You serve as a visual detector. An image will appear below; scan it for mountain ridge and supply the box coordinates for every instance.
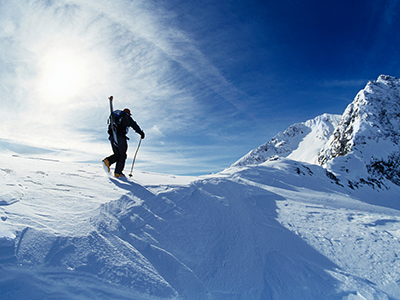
[319,74,400,188]
[234,74,400,190]
[1,75,400,299]
[232,113,341,167]
[3,152,400,299]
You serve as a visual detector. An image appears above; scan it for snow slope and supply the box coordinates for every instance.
[1,75,400,299]
[232,113,341,167]
[1,151,400,300]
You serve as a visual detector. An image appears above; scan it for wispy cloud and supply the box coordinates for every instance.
[3,0,392,175]
[0,0,249,172]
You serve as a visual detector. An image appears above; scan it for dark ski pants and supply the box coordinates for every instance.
[106,135,128,174]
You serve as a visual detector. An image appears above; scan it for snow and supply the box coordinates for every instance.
[288,113,341,164]
[1,75,400,299]
[318,75,400,186]
[1,150,400,300]
[232,113,341,167]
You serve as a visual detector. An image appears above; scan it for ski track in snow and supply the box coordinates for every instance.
[1,153,400,299]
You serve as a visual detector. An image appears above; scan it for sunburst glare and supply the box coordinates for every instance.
[38,48,89,101]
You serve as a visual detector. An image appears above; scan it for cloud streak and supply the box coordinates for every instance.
[2,0,399,175]
[0,0,250,169]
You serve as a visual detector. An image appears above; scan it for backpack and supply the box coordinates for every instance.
[108,110,126,145]
[109,110,125,128]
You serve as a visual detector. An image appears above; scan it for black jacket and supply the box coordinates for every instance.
[109,112,145,139]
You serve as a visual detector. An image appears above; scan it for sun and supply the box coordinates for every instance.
[38,48,90,101]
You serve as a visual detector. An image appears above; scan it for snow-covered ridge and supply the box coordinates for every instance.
[235,74,400,189]
[1,152,400,299]
[319,74,400,164]
[2,75,400,299]
[232,113,341,167]
[318,74,400,187]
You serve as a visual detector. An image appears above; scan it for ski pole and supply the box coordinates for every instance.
[129,138,142,177]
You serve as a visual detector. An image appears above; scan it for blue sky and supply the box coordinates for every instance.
[0,0,399,175]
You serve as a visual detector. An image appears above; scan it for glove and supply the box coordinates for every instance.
[140,131,145,139]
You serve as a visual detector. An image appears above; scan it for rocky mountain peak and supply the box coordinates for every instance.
[234,75,400,189]
[317,74,400,188]
[318,75,400,166]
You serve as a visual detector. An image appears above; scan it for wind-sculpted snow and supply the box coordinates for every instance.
[1,152,400,299]
[92,174,342,299]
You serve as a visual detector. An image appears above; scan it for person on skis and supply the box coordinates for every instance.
[103,106,145,178]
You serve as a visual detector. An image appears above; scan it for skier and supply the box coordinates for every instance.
[103,107,145,178]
